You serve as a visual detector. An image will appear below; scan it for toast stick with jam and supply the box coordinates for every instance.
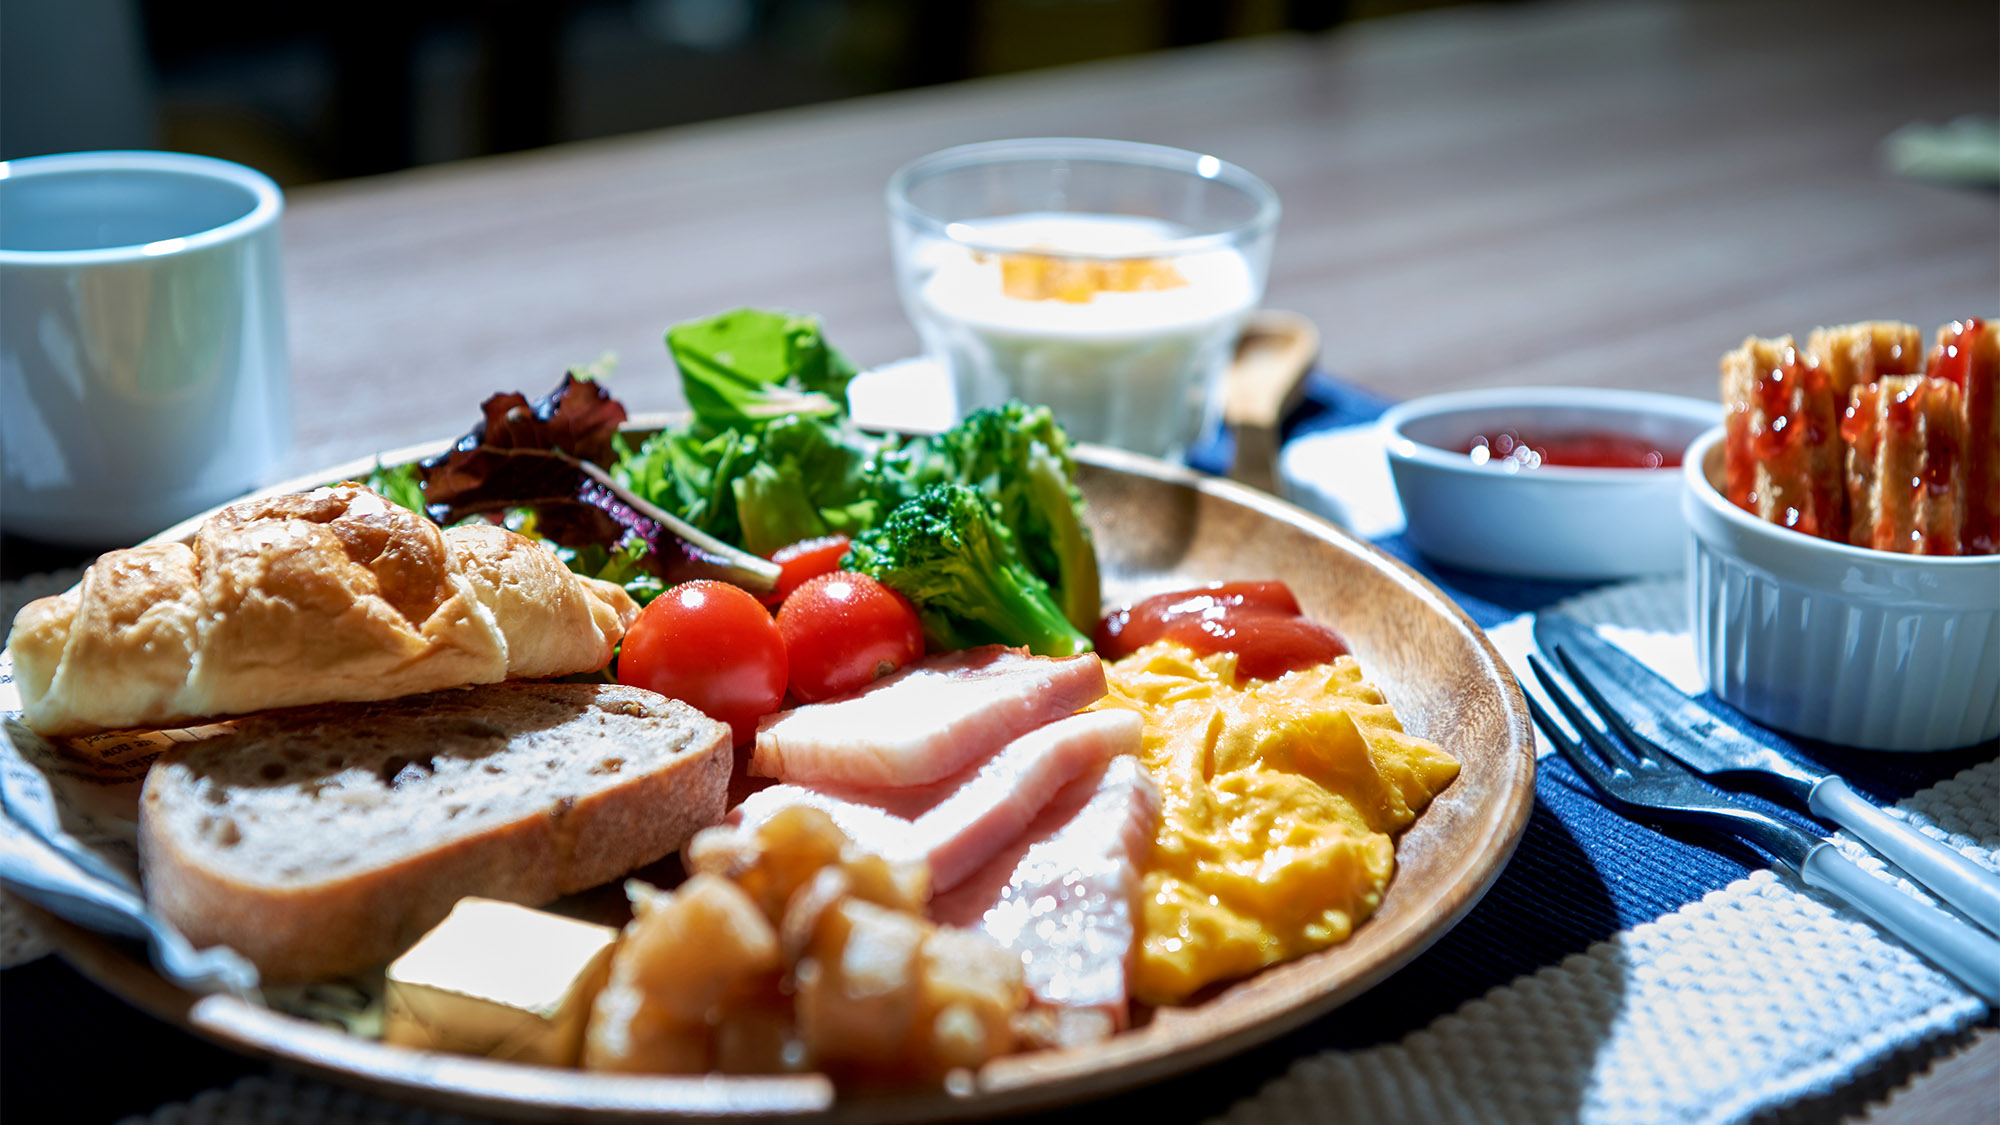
[1721,335,1848,540]
[1842,374,1967,555]
[1925,319,1999,554]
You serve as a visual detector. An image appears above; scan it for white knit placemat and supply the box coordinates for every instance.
[1214,773,1994,1125]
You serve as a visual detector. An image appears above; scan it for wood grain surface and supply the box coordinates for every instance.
[273,0,1998,485]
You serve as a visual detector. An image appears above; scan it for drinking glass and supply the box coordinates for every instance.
[887,139,1278,459]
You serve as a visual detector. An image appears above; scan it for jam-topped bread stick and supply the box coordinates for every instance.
[1721,335,1847,540]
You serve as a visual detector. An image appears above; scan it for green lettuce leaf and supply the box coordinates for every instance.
[364,462,427,514]
[666,309,858,429]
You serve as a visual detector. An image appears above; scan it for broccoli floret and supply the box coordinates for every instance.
[844,483,1092,658]
[925,403,1102,632]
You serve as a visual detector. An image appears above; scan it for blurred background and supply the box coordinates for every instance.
[2,0,1485,184]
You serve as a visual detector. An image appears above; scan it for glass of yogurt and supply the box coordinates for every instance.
[887,139,1279,459]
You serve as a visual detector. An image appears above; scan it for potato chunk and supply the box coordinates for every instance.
[796,898,929,1068]
[795,898,1024,1078]
[582,875,782,1073]
[918,926,1024,1070]
[687,805,926,923]
[590,806,1024,1080]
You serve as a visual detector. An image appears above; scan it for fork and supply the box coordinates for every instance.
[1526,653,2000,1006]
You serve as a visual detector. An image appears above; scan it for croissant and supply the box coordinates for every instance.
[7,484,640,737]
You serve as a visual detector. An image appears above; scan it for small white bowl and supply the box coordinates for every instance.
[1684,426,2000,751]
[1380,387,1720,580]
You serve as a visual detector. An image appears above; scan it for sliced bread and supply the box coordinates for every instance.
[139,682,731,982]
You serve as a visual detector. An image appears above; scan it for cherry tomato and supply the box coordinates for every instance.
[777,572,925,703]
[617,580,786,744]
[762,535,852,606]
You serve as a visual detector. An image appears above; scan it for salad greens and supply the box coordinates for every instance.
[665,309,858,427]
[364,461,427,514]
[613,413,893,557]
[376,307,1101,650]
[622,308,1102,643]
[407,374,779,598]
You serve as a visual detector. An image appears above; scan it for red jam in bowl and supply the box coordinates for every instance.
[1458,429,1682,470]
[1094,581,1347,680]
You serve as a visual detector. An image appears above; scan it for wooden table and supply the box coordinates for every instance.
[12,0,1997,1120]
[278,0,1997,478]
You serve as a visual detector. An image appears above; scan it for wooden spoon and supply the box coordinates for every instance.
[1224,309,1320,494]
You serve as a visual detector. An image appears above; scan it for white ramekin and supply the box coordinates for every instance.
[1380,387,1720,580]
[1683,427,2000,751]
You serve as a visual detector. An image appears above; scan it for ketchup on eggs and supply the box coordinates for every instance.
[1094,580,1347,681]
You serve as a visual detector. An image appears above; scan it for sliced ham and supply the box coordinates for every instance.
[749,646,1108,787]
[929,754,1161,1041]
[726,710,1142,894]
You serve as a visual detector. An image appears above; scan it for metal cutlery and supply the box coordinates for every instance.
[0,719,259,995]
[1535,611,2000,939]
[1525,652,2000,1005]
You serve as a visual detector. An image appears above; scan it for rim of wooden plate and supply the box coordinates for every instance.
[22,418,1536,1122]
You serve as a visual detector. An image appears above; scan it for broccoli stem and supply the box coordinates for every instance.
[844,482,1093,658]
[957,554,1093,658]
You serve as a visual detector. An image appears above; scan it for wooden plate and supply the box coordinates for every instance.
[25,427,1535,1122]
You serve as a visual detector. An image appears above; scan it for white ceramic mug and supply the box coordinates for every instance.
[1,151,291,546]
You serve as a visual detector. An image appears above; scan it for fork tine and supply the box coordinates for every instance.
[1524,654,1606,776]
[1527,653,1645,774]
[1524,689,1618,792]
[1549,644,1666,767]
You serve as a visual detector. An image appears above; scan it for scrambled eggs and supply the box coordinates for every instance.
[1092,642,1459,1004]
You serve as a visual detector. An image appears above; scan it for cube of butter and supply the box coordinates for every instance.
[384,897,618,1066]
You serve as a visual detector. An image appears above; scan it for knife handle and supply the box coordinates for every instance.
[1810,777,2000,938]
[1802,843,2000,1005]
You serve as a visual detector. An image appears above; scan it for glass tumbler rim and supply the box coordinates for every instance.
[886,137,1280,259]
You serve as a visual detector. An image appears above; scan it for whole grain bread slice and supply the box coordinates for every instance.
[139,682,731,982]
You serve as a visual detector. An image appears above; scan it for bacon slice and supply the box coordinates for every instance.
[1720,335,1847,541]
[1842,376,1968,555]
[1926,319,1999,554]
[750,646,1109,787]
[725,710,1141,893]
[929,755,1162,1045]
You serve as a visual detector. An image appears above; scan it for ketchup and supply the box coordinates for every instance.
[1093,581,1347,680]
[1458,429,1681,470]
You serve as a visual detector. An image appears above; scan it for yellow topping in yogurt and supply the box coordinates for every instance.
[994,252,1189,303]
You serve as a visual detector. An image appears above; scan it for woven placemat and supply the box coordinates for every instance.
[1,567,86,970]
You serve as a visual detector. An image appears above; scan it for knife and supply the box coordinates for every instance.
[1534,611,2000,938]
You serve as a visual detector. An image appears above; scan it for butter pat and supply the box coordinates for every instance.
[384,897,618,1066]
